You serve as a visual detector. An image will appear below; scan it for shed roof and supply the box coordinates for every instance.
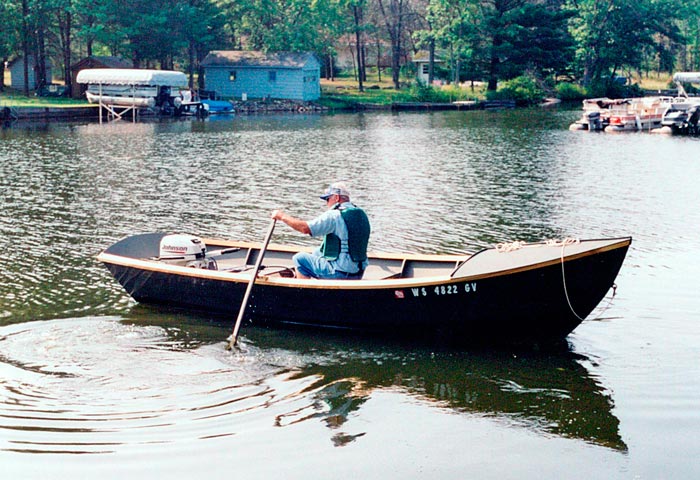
[7,55,53,68]
[76,68,188,86]
[201,51,317,69]
[412,50,445,63]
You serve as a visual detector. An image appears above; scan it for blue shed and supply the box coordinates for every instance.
[8,55,53,91]
[201,51,320,101]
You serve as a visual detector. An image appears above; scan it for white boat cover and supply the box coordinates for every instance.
[76,68,188,87]
[673,72,700,84]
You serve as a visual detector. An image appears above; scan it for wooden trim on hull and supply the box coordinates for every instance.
[98,237,631,291]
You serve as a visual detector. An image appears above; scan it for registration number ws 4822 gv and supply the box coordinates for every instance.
[408,282,478,297]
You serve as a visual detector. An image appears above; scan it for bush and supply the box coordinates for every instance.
[402,82,476,103]
[408,82,441,102]
[555,82,587,101]
[487,75,546,106]
[586,79,645,99]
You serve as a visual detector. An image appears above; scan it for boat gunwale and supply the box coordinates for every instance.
[96,236,631,291]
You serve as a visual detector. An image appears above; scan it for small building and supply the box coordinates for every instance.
[201,51,320,101]
[8,55,52,91]
[70,56,132,98]
[413,51,444,85]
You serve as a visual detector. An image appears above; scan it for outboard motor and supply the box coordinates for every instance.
[586,111,602,131]
[158,234,217,269]
[662,109,687,129]
[688,106,700,134]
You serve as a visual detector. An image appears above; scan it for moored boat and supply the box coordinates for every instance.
[98,233,631,344]
[201,99,235,114]
[604,97,669,132]
[653,72,700,135]
[569,98,616,131]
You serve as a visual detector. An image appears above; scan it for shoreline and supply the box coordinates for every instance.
[3,98,528,124]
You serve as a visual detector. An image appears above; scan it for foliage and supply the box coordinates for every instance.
[555,82,587,101]
[485,75,546,105]
[2,0,700,99]
[407,82,474,102]
[585,78,645,99]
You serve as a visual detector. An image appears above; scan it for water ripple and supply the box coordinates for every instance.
[0,318,324,455]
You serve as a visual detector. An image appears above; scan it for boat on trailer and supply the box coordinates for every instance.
[98,233,631,344]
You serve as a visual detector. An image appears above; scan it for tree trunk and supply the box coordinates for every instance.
[428,38,435,85]
[487,31,502,91]
[22,0,29,96]
[391,47,401,89]
[0,58,6,92]
[376,36,382,82]
[377,0,405,90]
[197,46,207,91]
[188,41,196,89]
[352,5,364,92]
[37,23,47,90]
[58,8,72,91]
[361,44,367,82]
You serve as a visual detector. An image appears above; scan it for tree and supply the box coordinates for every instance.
[475,0,575,91]
[0,0,21,91]
[179,0,228,89]
[375,0,416,89]
[349,0,367,90]
[51,0,74,90]
[417,0,480,84]
[567,0,682,89]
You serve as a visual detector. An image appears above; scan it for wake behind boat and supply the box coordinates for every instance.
[98,233,631,344]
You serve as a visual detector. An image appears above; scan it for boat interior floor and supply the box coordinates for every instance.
[201,244,465,281]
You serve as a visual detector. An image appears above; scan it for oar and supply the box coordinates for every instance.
[226,218,277,350]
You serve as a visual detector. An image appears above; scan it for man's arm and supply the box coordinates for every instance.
[272,210,311,235]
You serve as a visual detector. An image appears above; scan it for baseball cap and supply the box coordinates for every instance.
[319,182,350,200]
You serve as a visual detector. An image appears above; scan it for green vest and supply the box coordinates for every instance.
[321,206,370,264]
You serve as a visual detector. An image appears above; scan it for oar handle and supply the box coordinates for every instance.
[226,218,277,350]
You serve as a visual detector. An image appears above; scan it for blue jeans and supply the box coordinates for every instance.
[293,251,363,279]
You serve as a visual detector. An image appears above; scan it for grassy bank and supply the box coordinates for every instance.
[319,71,485,109]
[0,92,89,107]
[1,70,676,110]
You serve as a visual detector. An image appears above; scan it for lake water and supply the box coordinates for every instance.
[1,108,699,479]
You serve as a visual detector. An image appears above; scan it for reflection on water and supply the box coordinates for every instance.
[0,314,625,458]
[254,327,627,452]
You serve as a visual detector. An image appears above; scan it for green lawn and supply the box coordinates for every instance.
[320,71,484,107]
[0,90,89,107]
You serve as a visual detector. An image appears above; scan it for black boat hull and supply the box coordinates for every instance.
[101,235,630,343]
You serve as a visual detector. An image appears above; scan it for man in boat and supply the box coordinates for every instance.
[272,182,370,279]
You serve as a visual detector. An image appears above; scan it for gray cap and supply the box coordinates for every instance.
[320,182,350,200]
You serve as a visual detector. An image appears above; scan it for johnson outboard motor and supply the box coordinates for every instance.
[158,234,217,269]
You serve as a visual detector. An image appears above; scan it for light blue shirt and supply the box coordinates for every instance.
[307,202,368,274]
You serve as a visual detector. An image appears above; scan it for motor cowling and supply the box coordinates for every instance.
[158,234,211,268]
